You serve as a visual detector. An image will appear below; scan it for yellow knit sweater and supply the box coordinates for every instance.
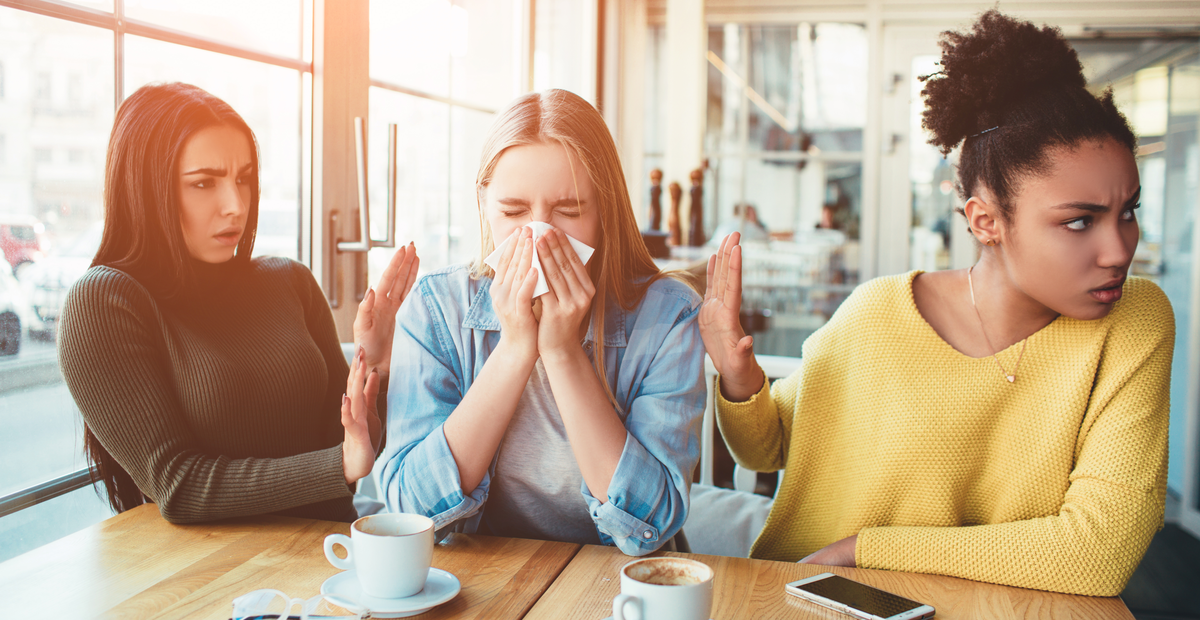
[716,271,1173,597]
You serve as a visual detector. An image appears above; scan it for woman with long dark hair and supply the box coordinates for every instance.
[58,82,419,523]
[700,10,1172,596]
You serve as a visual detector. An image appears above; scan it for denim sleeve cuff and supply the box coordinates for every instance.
[395,424,488,530]
[584,433,680,556]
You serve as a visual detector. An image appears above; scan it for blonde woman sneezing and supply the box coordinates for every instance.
[377,90,706,555]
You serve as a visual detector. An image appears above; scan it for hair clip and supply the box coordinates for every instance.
[971,126,1001,138]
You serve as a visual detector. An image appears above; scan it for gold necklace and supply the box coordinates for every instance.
[967,266,1027,383]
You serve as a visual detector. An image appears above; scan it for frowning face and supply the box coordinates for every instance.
[176,124,254,263]
[482,141,601,251]
[997,138,1141,320]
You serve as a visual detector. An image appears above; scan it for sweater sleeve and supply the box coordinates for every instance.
[58,268,352,524]
[856,286,1174,597]
[715,367,795,473]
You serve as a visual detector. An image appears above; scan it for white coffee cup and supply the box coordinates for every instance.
[323,513,435,599]
[612,557,714,620]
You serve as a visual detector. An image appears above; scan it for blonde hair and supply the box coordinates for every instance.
[472,89,663,409]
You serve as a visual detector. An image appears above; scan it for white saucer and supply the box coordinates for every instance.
[321,568,461,618]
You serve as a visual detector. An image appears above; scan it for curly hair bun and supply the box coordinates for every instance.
[921,10,1086,155]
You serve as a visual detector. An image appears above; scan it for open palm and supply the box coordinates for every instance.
[353,242,420,379]
[700,233,763,401]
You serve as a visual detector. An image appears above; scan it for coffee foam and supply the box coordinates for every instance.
[625,559,711,587]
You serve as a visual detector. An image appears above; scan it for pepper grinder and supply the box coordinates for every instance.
[648,168,663,231]
[687,168,705,247]
[667,181,682,246]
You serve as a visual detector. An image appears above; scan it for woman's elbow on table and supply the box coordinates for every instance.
[154,495,210,525]
[1059,531,1156,597]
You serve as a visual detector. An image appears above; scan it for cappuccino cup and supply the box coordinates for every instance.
[612,557,714,620]
[323,513,434,599]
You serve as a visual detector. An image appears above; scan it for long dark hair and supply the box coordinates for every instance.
[920,10,1137,222]
[86,82,260,513]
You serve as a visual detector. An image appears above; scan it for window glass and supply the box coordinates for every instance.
[1079,41,1200,496]
[722,159,861,356]
[697,22,866,357]
[533,0,595,102]
[125,35,302,260]
[642,24,666,223]
[367,87,450,283]
[0,7,111,502]
[449,106,494,268]
[368,1,519,283]
[450,0,518,110]
[369,0,451,95]
[707,23,867,157]
[123,0,303,60]
[0,484,113,563]
[908,54,970,273]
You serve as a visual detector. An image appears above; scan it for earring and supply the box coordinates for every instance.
[986,239,997,246]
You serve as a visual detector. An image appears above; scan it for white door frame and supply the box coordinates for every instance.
[877,25,943,276]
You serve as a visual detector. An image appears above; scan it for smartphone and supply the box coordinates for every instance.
[785,573,935,620]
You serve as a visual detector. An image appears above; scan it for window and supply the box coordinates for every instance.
[533,0,597,101]
[1099,43,1200,497]
[367,0,528,281]
[0,0,311,563]
[0,61,5,98]
[33,71,50,105]
[700,22,868,356]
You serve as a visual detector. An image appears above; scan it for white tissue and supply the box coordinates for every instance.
[484,222,596,298]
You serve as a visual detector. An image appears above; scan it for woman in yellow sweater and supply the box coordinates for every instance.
[700,10,1173,597]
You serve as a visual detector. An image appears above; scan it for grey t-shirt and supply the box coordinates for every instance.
[481,359,603,545]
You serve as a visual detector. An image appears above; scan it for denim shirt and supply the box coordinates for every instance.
[375,265,705,556]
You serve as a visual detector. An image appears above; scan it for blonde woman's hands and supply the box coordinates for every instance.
[353,242,420,380]
[536,229,595,360]
[342,346,382,485]
[490,227,540,361]
[700,233,764,401]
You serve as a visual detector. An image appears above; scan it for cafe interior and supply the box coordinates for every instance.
[0,0,1199,618]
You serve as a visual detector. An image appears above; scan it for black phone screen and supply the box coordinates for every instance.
[793,575,925,618]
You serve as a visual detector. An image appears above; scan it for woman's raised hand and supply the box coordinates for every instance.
[342,346,382,484]
[353,242,420,379]
[536,229,595,359]
[490,227,540,361]
[700,233,764,401]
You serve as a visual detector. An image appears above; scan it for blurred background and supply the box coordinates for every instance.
[0,1,1197,615]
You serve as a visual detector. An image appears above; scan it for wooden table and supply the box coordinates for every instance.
[0,504,578,619]
[0,505,1137,619]
[524,544,1136,620]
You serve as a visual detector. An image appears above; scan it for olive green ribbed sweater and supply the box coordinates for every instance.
[58,257,357,523]
[717,272,1173,597]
